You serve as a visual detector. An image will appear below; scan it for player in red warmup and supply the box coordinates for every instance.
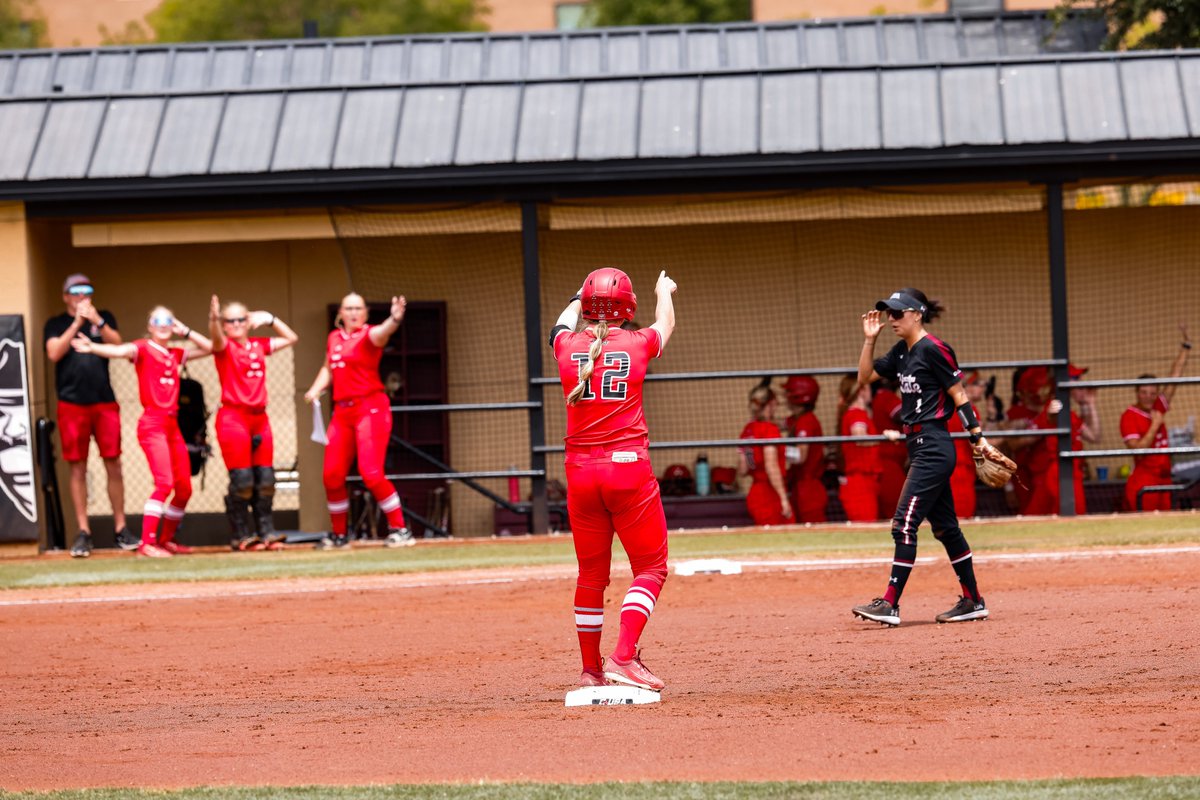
[946,372,983,519]
[1021,365,1098,515]
[1121,328,1191,512]
[737,380,793,526]
[871,379,907,516]
[208,295,299,551]
[72,306,213,557]
[550,268,677,692]
[304,293,412,550]
[836,375,882,522]
[783,375,827,522]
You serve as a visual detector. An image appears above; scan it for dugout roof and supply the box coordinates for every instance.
[2,11,1199,207]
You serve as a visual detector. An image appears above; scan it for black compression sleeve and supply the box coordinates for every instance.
[956,402,981,441]
[548,324,570,348]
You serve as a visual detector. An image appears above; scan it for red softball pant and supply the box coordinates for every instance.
[216,405,273,470]
[566,446,669,592]
[791,477,827,523]
[839,473,880,522]
[323,391,394,505]
[1125,465,1171,512]
[950,464,976,519]
[137,412,192,506]
[1025,462,1087,515]
[746,481,792,525]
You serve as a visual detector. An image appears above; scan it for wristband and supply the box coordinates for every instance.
[1183,342,1192,350]
[183,327,191,337]
[570,293,582,304]
[95,318,106,329]
[968,430,982,445]
[956,401,980,433]
[269,314,276,326]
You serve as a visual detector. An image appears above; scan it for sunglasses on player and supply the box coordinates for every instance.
[223,317,249,325]
[886,308,912,320]
[67,285,94,296]
[150,314,174,327]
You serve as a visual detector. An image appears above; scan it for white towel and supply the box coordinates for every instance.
[311,399,328,445]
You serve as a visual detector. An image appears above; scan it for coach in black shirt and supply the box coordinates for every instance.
[44,273,135,557]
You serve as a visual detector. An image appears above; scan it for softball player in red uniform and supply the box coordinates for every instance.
[1121,330,1191,512]
[738,381,793,525]
[837,376,882,522]
[871,380,907,518]
[946,397,980,519]
[550,268,677,692]
[72,306,213,557]
[783,375,827,522]
[303,293,411,549]
[851,288,990,626]
[209,295,299,550]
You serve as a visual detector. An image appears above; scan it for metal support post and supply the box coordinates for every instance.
[522,201,549,534]
[1047,181,1075,516]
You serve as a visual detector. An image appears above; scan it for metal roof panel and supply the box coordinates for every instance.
[488,39,524,79]
[1001,18,1041,56]
[250,46,287,86]
[844,23,882,65]
[272,91,341,171]
[0,102,45,180]
[290,46,327,85]
[333,88,403,169]
[394,86,460,166]
[1176,57,1200,136]
[211,48,249,88]
[516,82,579,162]
[765,27,801,67]
[12,55,52,95]
[369,42,405,81]
[941,65,1004,145]
[528,38,563,77]
[330,42,365,83]
[450,40,485,80]
[1061,61,1126,142]
[210,93,283,174]
[567,36,602,76]
[1119,59,1188,139]
[577,80,639,160]
[149,95,223,176]
[726,29,760,69]
[455,84,520,165]
[88,98,164,178]
[639,77,698,157]
[962,19,1002,58]
[804,27,841,67]
[923,21,962,61]
[409,41,444,80]
[687,30,722,69]
[646,31,682,71]
[52,54,92,93]
[760,73,819,153]
[822,71,880,151]
[92,52,131,91]
[883,20,921,63]
[169,50,209,90]
[131,51,168,90]
[882,69,941,148]
[606,33,642,74]
[1000,62,1064,144]
[28,99,105,179]
[700,75,758,156]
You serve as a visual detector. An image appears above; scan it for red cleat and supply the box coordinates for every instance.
[579,668,608,688]
[136,542,172,558]
[604,650,665,691]
[159,540,193,555]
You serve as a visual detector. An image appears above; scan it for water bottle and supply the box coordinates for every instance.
[695,455,711,497]
[508,466,521,504]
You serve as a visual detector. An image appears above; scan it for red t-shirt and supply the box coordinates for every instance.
[840,407,880,476]
[328,326,385,402]
[133,339,186,414]
[1029,405,1084,477]
[1120,395,1171,475]
[872,388,906,467]
[553,326,662,450]
[740,420,785,482]
[214,337,274,409]
[786,411,824,481]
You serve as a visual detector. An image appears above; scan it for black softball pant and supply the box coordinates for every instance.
[892,426,959,546]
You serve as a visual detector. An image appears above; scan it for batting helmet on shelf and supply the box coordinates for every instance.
[783,375,820,406]
[581,268,637,322]
[660,464,694,496]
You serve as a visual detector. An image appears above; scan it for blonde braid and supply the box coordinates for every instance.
[566,319,609,406]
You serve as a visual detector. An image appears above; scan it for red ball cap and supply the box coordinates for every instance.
[581,268,637,321]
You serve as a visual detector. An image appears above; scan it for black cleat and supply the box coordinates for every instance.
[316,534,351,550]
[70,532,93,559]
[114,527,139,551]
[936,596,989,623]
[853,598,900,627]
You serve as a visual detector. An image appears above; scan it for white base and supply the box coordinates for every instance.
[565,685,662,707]
[674,558,743,576]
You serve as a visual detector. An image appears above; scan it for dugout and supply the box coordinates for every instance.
[2,11,1200,546]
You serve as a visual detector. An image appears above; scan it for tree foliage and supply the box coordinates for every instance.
[147,0,487,43]
[0,0,47,49]
[1053,0,1200,49]
[586,0,752,27]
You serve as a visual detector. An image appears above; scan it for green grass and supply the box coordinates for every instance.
[2,514,1198,591]
[3,777,1200,799]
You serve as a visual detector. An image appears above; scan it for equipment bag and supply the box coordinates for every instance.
[177,367,211,477]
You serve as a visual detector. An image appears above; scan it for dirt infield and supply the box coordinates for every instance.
[3,546,1199,790]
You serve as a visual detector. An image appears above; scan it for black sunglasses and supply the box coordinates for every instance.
[886,308,910,320]
[223,317,249,324]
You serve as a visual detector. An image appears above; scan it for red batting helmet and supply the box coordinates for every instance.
[783,375,820,406]
[581,268,637,322]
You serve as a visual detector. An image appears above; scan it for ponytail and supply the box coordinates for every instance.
[566,320,609,406]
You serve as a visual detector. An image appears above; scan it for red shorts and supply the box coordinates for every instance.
[565,446,668,586]
[791,477,827,523]
[57,400,121,463]
[216,405,273,470]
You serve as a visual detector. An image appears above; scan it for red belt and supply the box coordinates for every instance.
[902,423,922,434]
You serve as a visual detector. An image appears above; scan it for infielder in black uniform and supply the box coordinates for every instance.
[851,288,989,626]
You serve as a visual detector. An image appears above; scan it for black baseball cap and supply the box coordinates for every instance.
[875,291,926,315]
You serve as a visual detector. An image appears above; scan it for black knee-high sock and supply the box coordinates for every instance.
[936,527,981,601]
[883,539,917,606]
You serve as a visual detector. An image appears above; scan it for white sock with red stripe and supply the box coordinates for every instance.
[613,577,662,663]
[574,585,605,673]
[327,492,349,536]
[378,492,404,529]
[141,499,164,544]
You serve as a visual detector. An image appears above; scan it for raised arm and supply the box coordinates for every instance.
[649,270,677,350]
[249,310,299,353]
[173,319,213,360]
[368,296,405,349]
[208,294,226,352]
[548,289,583,348]
[70,336,136,361]
[858,310,885,387]
[1163,323,1191,406]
